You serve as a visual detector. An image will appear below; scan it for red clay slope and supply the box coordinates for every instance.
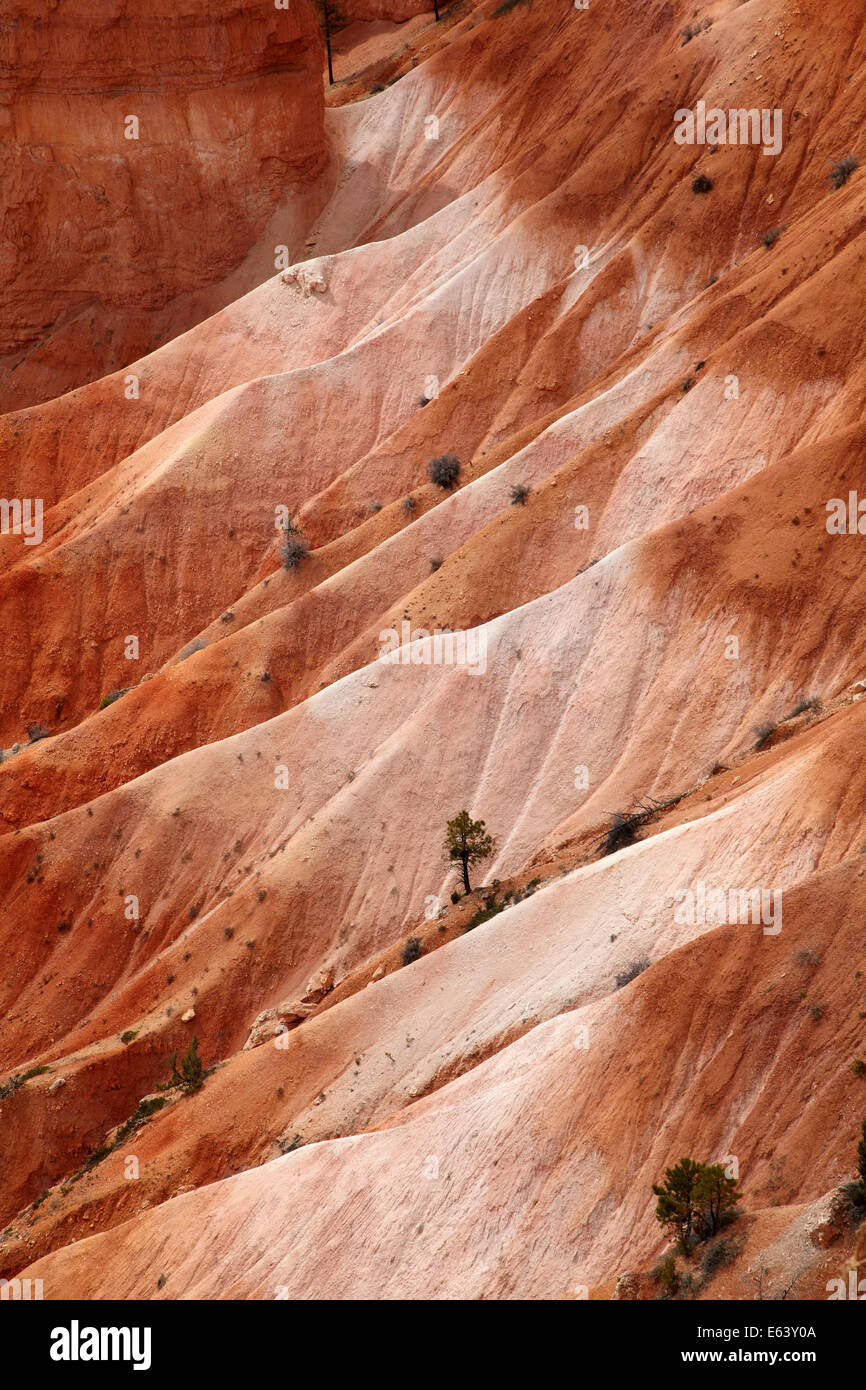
[0,0,328,411]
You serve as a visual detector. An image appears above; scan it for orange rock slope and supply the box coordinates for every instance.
[2,0,866,1300]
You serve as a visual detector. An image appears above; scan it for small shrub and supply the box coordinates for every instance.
[98,689,129,710]
[450,891,461,904]
[402,496,417,512]
[599,805,657,856]
[120,1029,138,1045]
[510,484,530,505]
[753,722,776,749]
[83,1143,112,1171]
[27,723,50,743]
[494,0,529,13]
[114,1095,168,1147]
[655,1254,679,1297]
[159,1035,204,1095]
[681,20,710,43]
[790,695,820,718]
[700,1235,741,1282]
[761,226,785,249]
[428,454,460,490]
[401,936,423,965]
[831,1181,866,1228]
[830,155,859,190]
[794,947,821,967]
[616,958,651,989]
[369,499,383,513]
[692,174,713,194]
[280,535,309,570]
[852,1059,866,1077]
[57,919,71,933]
[809,1002,827,1021]
[430,557,443,571]
[370,82,385,94]
[465,896,506,931]
[20,1065,50,1082]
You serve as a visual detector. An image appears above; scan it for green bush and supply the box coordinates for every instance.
[401,936,423,965]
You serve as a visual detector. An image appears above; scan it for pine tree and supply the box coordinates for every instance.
[693,1163,741,1239]
[159,1035,204,1095]
[652,1157,704,1251]
[443,810,495,895]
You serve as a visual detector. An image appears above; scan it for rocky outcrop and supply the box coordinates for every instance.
[0,0,327,408]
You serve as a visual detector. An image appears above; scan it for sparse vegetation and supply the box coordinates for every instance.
[615,958,651,989]
[430,557,443,571]
[692,174,713,195]
[494,0,530,14]
[27,723,50,743]
[402,495,417,513]
[443,810,496,894]
[655,1254,680,1297]
[830,155,859,190]
[465,895,506,931]
[113,1096,168,1147]
[829,1124,866,1228]
[120,1029,138,1045]
[761,225,785,249]
[753,721,776,749]
[794,947,821,967]
[158,1035,204,1095]
[428,454,461,490]
[857,1117,866,1201]
[401,936,423,965]
[852,1059,866,1077]
[681,19,711,44]
[279,514,309,570]
[653,1158,741,1254]
[598,799,671,856]
[510,484,530,505]
[700,1234,742,1282]
[98,688,130,710]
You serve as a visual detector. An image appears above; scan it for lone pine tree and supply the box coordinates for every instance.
[443,810,495,894]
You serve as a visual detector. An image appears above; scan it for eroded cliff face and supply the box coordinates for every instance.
[0,0,327,409]
[1,0,865,1302]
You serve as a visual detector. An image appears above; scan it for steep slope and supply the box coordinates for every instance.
[0,0,328,410]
